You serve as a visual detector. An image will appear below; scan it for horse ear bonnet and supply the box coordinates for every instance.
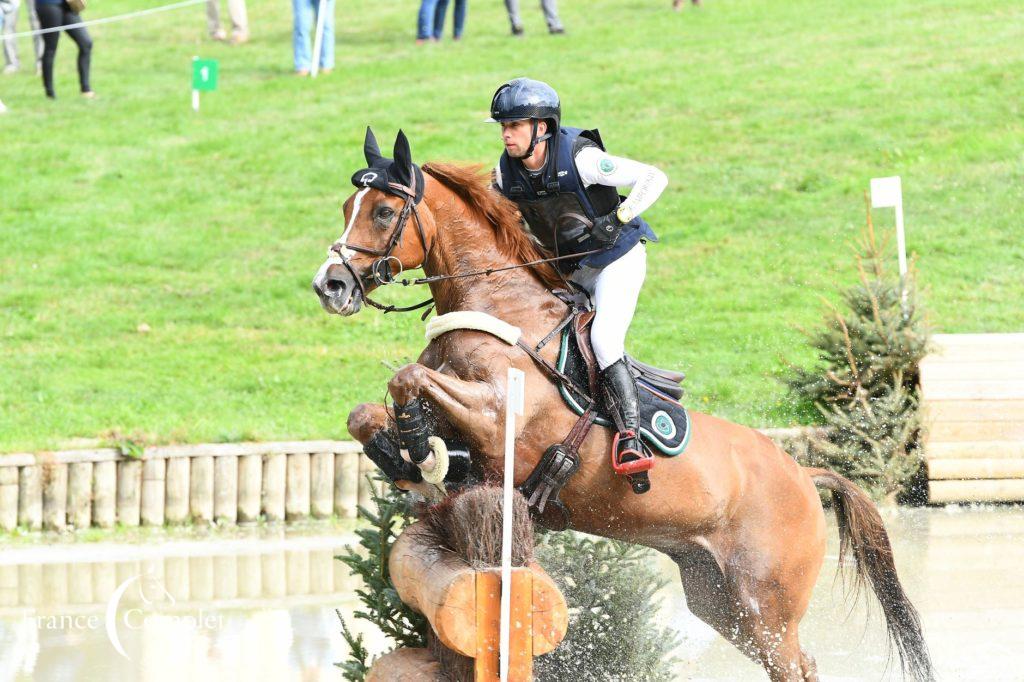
[350,127,425,204]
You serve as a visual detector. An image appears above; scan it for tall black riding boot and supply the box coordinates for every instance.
[601,358,653,494]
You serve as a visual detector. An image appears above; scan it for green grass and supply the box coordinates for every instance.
[1,0,1022,452]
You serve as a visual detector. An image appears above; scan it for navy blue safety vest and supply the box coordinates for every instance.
[498,126,658,273]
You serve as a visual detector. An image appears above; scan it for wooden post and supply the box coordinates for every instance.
[18,564,41,607]
[164,556,189,601]
[286,550,310,595]
[117,459,142,527]
[0,565,18,607]
[42,463,69,531]
[141,458,166,527]
[67,462,93,529]
[0,467,19,531]
[237,454,262,523]
[357,455,374,510]
[42,564,68,608]
[262,454,286,522]
[190,455,214,524]
[18,465,43,530]
[285,453,311,521]
[189,556,214,601]
[237,553,262,598]
[214,555,238,600]
[334,452,360,518]
[165,457,190,525]
[310,451,333,519]
[214,455,238,524]
[262,551,286,597]
[68,562,94,604]
[92,461,117,529]
[92,562,117,604]
[310,549,333,594]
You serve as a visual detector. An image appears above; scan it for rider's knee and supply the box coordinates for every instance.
[591,337,626,370]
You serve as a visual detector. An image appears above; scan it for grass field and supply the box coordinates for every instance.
[1,0,1022,453]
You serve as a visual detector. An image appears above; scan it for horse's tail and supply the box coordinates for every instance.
[807,467,935,682]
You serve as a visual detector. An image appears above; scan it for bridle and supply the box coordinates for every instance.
[329,175,608,317]
[329,180,436,314]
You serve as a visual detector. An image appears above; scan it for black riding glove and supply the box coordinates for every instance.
[590,211,624,246]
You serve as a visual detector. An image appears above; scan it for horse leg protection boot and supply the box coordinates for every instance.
[601,358,654,494]
[365,430,423,484]
[394,399,433,465]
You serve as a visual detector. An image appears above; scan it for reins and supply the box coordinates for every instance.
[335,177,605,318]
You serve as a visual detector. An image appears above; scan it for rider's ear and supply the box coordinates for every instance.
[364,126,385,167]
[392,130,414,188]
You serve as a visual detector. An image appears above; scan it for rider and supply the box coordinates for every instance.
[488,77,668,481]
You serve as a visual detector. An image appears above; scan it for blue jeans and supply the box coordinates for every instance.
[432,0,466,39]
[292,0,334,70]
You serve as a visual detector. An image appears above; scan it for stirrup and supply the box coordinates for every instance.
[610,430,654,476]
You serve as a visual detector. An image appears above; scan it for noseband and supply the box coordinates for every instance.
[329,181,436,314]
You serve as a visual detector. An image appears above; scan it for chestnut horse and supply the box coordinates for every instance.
[312,132,933,681]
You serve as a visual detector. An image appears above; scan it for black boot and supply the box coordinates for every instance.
[601,359,653,494]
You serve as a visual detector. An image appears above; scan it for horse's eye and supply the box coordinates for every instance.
[376,206,395,222]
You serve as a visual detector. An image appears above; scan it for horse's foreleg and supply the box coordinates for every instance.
[388,363,501,456]
[347,401,428,491]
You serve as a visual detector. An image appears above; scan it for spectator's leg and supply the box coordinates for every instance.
[432,0,448,40]
[453,0,466,39]
[2,0,21,72]
[416,0,438,41]
[35,1,60,97]
[318,0,334,69]
[27,0,43,70]
[227,0,247,41]
[206,0,224,39]
[292,0,312,72]
[541,0,563,32]
[63,11,91,93]
[504,0,522,34]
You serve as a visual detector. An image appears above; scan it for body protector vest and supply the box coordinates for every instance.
[498,127,658,273]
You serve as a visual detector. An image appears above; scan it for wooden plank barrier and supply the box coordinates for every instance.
[920,333,1024,502]
[0,441,372,532]
[368,518,568,681]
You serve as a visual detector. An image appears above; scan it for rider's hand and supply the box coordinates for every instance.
[590,211,624,246]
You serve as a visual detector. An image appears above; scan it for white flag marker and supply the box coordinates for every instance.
[500,367,526,682]
[310,0,328,78]
[870,176,907,278]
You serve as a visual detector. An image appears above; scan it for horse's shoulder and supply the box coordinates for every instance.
[424,330,516,379]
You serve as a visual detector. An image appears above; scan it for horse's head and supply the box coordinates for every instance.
[313,128,432,316]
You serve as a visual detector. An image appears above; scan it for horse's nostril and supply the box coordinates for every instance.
[325,278,344,294]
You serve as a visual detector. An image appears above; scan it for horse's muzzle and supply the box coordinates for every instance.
[312,260,363,316]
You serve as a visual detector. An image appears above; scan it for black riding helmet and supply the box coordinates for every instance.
[489,78,560,159]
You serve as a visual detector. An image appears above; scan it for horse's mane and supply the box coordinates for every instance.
[421,162,562,290]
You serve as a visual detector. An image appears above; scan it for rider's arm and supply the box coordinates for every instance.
[492,165,504,191]
[574,146,668,222]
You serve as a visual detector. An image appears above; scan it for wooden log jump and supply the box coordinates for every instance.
[920,333,1024,502]
[367,488,568,682]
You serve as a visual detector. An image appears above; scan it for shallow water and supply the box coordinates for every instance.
[0,506,1021,681]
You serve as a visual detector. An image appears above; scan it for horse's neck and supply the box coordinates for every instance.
[423,191,564,325]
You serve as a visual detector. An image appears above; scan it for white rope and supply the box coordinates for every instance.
[6,0,206,39]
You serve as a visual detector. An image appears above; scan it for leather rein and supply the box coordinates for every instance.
[331,179,604,317]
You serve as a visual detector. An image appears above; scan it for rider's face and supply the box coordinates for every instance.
[501,119,546,158]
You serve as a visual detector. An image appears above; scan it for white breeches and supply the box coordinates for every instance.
[569,242,647,370]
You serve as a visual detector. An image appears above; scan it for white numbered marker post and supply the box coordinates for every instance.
[500,367,526,682]
[870,175,908,313]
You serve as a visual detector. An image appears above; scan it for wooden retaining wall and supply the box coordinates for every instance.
[920,333,1024,503]
[0,441,383,533]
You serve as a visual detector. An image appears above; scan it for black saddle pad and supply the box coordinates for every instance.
[555,327,692,456]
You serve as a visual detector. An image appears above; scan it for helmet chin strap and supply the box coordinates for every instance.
[518,119,553,159]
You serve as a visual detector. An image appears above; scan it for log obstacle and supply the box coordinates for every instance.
[920,333,1024,502]
[0,441,378,532]
[367,487,568,682]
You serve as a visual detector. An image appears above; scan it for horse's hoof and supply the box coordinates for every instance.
[420,436,450,485]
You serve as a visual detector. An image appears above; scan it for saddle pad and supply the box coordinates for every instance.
[556,328,692,456]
